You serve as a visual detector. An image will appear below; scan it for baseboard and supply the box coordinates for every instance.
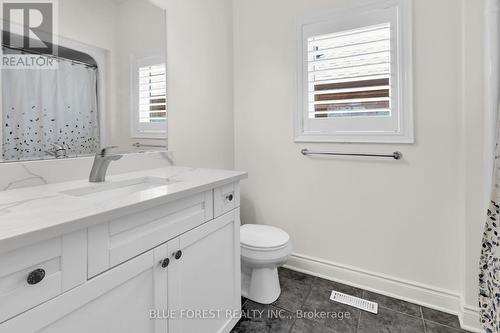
[284,253,481,332]
[460,304,482,333]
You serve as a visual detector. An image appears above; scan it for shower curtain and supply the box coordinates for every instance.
[480,133,500,332]
[2,58,100,161]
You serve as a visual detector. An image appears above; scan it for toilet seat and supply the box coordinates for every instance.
[240,242,292,266]
[241,242,289,252]
[240,224,290,250]
[240,224,292,266]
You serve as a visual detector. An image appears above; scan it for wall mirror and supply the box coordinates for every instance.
[0,0,167,162]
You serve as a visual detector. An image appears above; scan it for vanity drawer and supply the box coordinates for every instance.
[88,190,213,278]
[0,230,87,323]
[214,182,240,218]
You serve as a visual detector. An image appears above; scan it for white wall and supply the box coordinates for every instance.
[461,0,492,329]
[164,0,234,169]
[234,0,479,328]
[58,0,119,48]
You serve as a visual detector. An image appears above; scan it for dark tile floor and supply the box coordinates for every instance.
[231,268,472,333]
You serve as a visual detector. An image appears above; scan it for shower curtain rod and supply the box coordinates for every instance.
[1,44,98,68]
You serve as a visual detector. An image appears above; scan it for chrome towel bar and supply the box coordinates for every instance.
[133,142,167,148]
[301,149,403,160]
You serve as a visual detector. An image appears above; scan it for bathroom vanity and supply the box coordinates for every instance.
[0,167,246,333]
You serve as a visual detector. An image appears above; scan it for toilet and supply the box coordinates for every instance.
[240,224,292,304]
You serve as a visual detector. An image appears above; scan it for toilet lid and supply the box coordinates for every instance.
[240,224,290,249]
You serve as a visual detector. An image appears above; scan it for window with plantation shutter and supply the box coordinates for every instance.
[309,23,391,119]
[138,64,167,124]
[296,0,414,143]
[131,53,167,139]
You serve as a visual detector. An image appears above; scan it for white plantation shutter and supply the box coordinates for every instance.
[296,0,414,143]
[138,64,167,123]
[131,52,167,139]
[308,23,391,119]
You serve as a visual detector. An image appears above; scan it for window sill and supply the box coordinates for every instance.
[131,133,167,140]
[294,134,415,144]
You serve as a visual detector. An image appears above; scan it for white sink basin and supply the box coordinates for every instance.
[60,177,179,197]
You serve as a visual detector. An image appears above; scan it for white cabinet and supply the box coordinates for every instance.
[167,209,240,333]
[1,183,241,333]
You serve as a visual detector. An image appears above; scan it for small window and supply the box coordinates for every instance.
[296,0,413,143]
[131,53,167,138]
[309,23,391,119]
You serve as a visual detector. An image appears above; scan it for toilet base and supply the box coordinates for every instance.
[242,265,281,304]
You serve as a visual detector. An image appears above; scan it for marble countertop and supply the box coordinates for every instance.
[0,167,247,252]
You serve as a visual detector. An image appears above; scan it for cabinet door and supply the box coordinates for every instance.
[167,209,241,333]
[0,246,169,333]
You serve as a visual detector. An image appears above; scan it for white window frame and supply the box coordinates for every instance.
[130,51,167,139]
[295,0,414,143]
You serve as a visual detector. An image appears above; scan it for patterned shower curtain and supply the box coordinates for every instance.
[480,141,500,332]
[2,58,100,161]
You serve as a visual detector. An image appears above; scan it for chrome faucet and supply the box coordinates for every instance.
[89,146,123,183]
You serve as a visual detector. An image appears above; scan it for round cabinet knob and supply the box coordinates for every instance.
[160,258,170,268]
[227,194,234,202]
[27,269,45,285]
[174,250,182,260]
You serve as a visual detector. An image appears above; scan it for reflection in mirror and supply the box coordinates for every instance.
[1,0,167,162]
[2,43,100,161]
